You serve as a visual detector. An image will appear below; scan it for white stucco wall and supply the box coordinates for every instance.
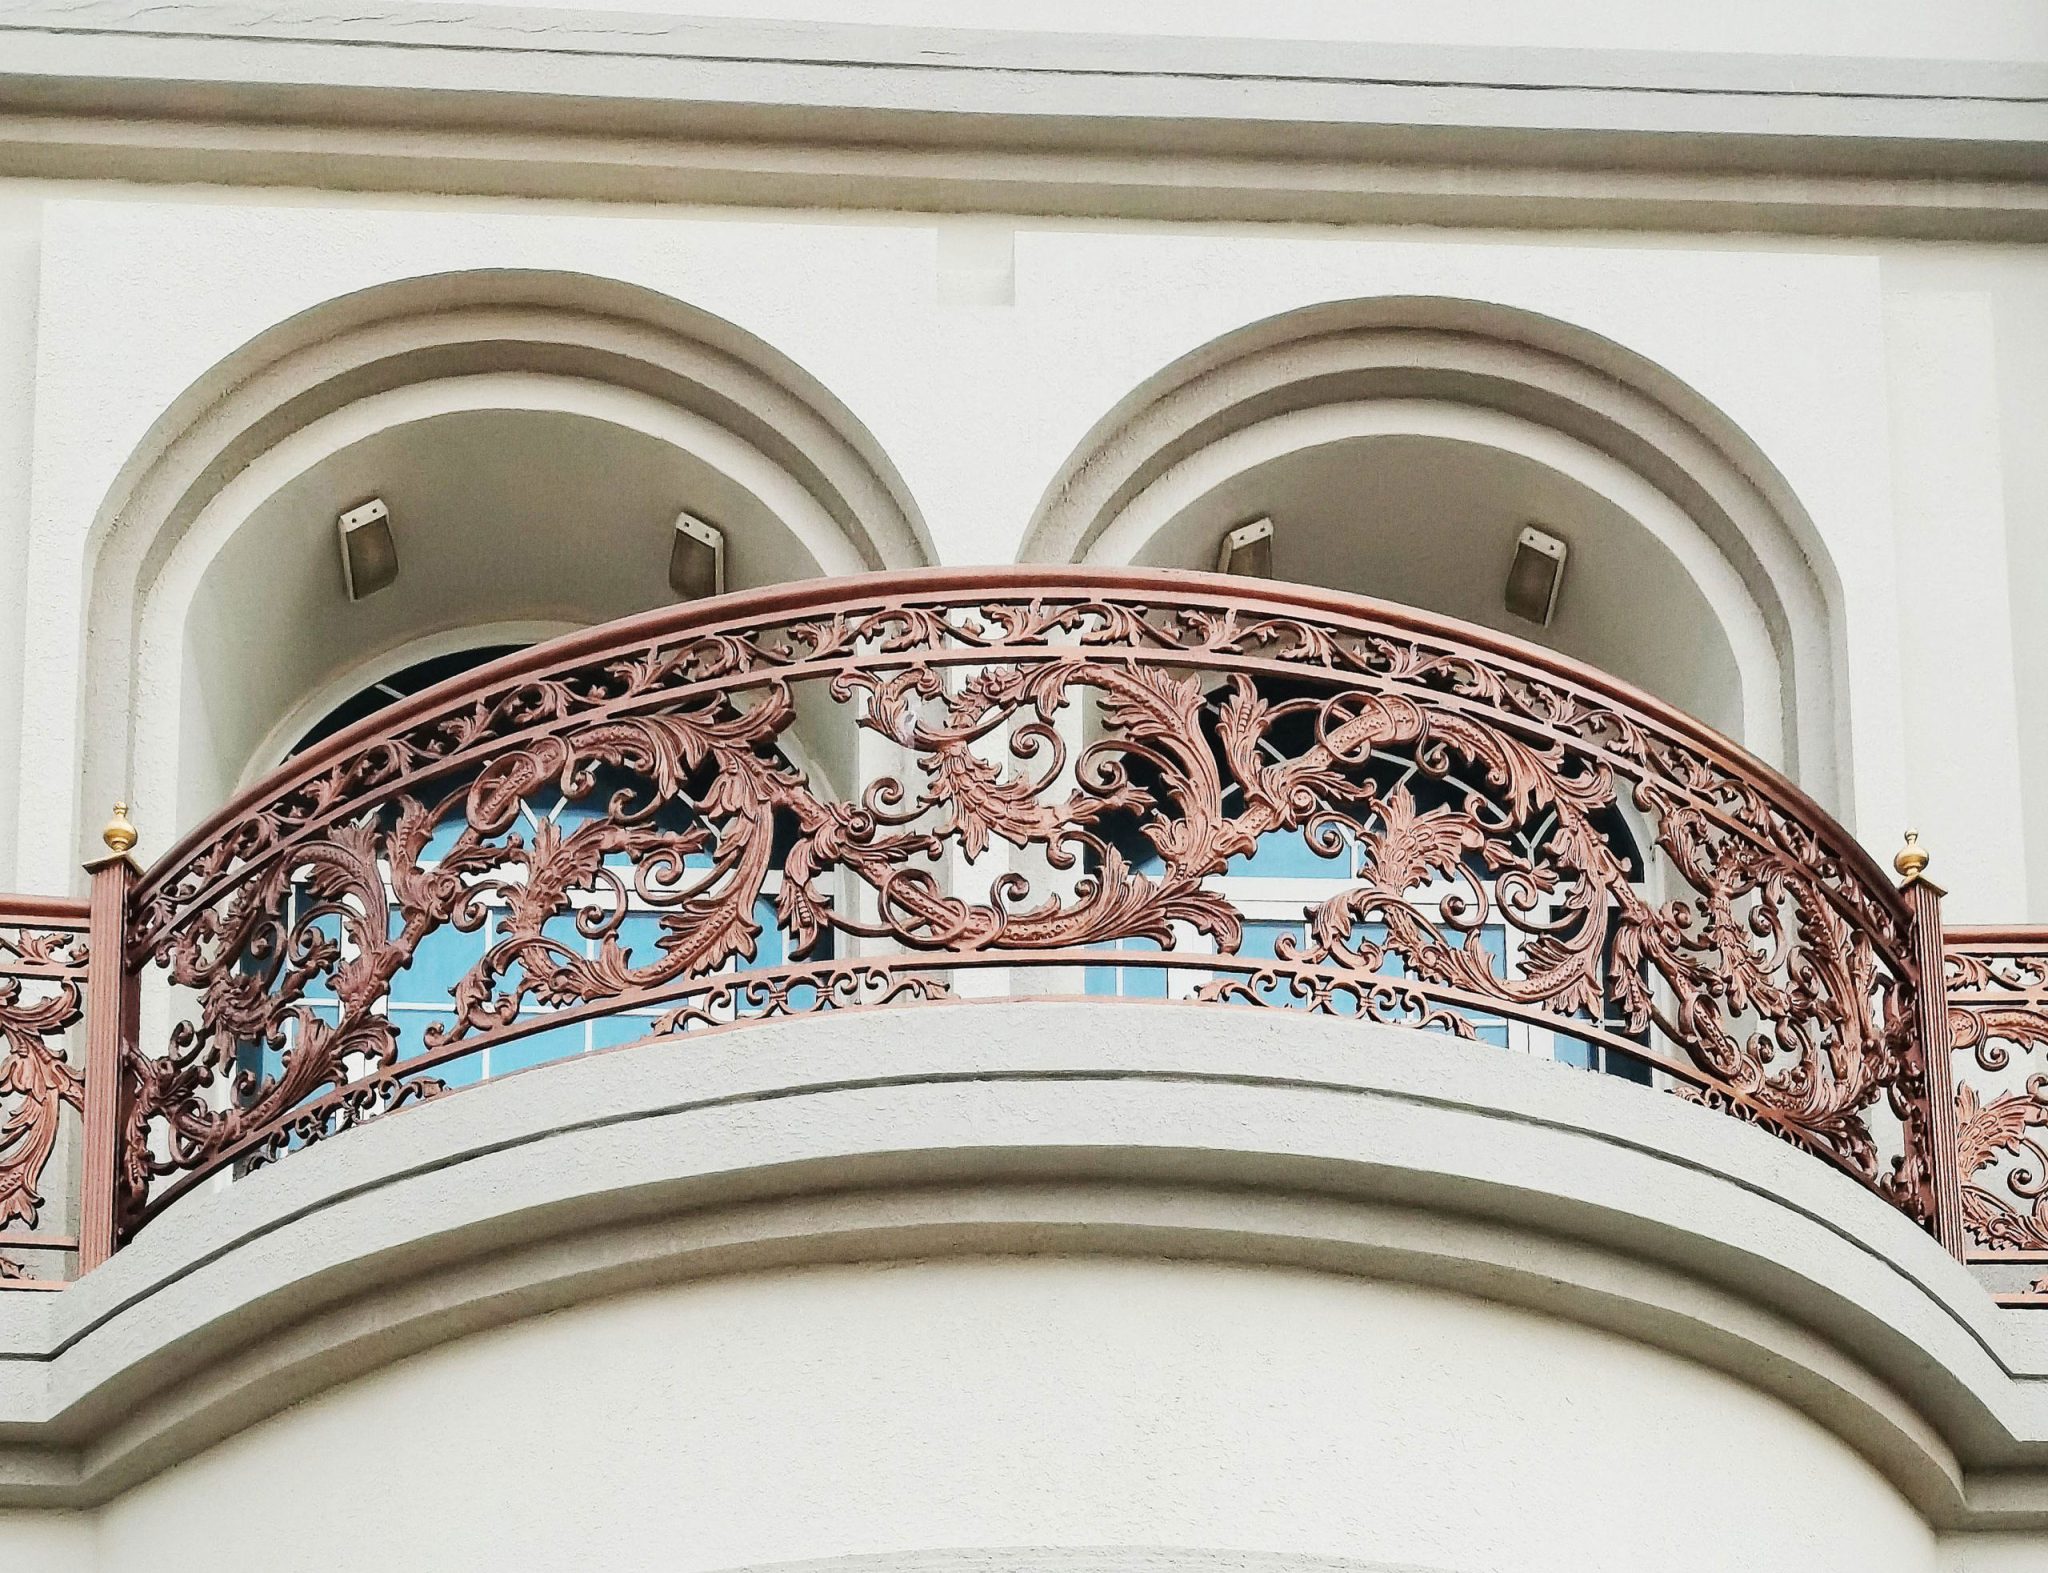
[2,190,2042,916]
[79,1257,1934,1573]
[0,1512,92,1568]
[0,195,40,888]
[106,0,2048,63]
[1881,283,2030,915]
[21,204,1892,597]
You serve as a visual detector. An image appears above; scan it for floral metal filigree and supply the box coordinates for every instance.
[1945,939,2048,1254]
[0,908,90,1286]
[119,573,1924,1239]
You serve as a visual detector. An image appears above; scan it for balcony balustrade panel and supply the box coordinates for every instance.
[50,568,1928,1256]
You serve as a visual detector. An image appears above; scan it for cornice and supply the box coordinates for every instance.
[1,1,2044,237]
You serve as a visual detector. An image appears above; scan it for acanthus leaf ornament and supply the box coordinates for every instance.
[1943,935,2048,1267]
[0,910,90,1286]
[108,572,1923,1245]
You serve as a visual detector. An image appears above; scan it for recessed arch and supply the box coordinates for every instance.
[1019,295,1847,811]
[45,269,932,871]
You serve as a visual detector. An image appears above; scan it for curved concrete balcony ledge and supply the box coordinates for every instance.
[0,1001,2044,1530]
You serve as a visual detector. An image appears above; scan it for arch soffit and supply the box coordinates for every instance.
[78,269,934,836]
[92,270,932,604]
[1020,296,1846,807]
[134,372,875,827]
[1090,399,1782,756]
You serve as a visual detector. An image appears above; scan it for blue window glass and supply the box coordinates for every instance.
[1083,935,1169,1000]
[262,641,827,1104]
[1225,826,1348,879]
[1075,677,1653,1085]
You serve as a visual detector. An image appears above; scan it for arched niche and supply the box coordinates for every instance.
[1020,297,1847,811]
[63,270,932,857]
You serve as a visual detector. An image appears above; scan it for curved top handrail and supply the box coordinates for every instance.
[111,563,1932,1246]
[134,566,1902,940]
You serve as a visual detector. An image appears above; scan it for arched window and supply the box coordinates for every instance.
[68,270,932,888]
[1022,296,1847,810]
[286,645,527,758]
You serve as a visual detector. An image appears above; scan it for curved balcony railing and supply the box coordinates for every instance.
[0,569,1976,1284]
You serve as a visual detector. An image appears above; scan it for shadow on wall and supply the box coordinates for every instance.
[71,269,935,839]
[1018,294,1849,811]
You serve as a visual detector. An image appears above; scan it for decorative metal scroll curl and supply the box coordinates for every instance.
[1945,936,2048,1259]
[122,571,1926,1242]
[0,904,90,1287]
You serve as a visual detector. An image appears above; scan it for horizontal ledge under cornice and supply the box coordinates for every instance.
[1,114,2042,243]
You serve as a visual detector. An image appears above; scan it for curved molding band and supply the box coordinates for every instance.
[1021,297,1845,808]
[1086,397,1779,751]
[0,1002,2045,1525]
[35,269,933,887]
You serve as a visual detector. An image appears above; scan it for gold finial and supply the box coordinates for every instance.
[102,802,136,855]
[1894,829,1929,883]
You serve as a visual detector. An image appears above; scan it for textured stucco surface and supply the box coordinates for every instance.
[0,1003,2042,1540]
[89,1256,1939,1573]
[0,194,2040,917]
[17,202,1905,867]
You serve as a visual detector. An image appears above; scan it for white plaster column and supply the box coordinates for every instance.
[1882,288,2029,921]
[0,199,39,889]
[1987,279,2048,921]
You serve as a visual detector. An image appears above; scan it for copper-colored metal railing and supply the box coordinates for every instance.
[1936,925,2048,1303]
[0,568,1981,1286]
[0,893,92,1287]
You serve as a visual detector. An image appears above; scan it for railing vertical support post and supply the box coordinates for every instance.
[1897,832,1966,1259]
[79,806,140,1273]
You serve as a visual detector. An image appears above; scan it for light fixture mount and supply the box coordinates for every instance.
[669,512,726,600]
[1215,516,1275,579]
[1504,524,1568,626]
[336,497,398,601]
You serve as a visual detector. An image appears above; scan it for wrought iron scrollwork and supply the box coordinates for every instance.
[118,571,1923,1240]
[1944,936,2048,1257]
[0,903,90,1287]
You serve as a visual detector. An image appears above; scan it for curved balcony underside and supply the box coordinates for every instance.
[0,1002,2031,1525]
[0,565,2018,1291]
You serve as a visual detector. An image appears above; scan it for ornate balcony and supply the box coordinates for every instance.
[0,568,2023,1294]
